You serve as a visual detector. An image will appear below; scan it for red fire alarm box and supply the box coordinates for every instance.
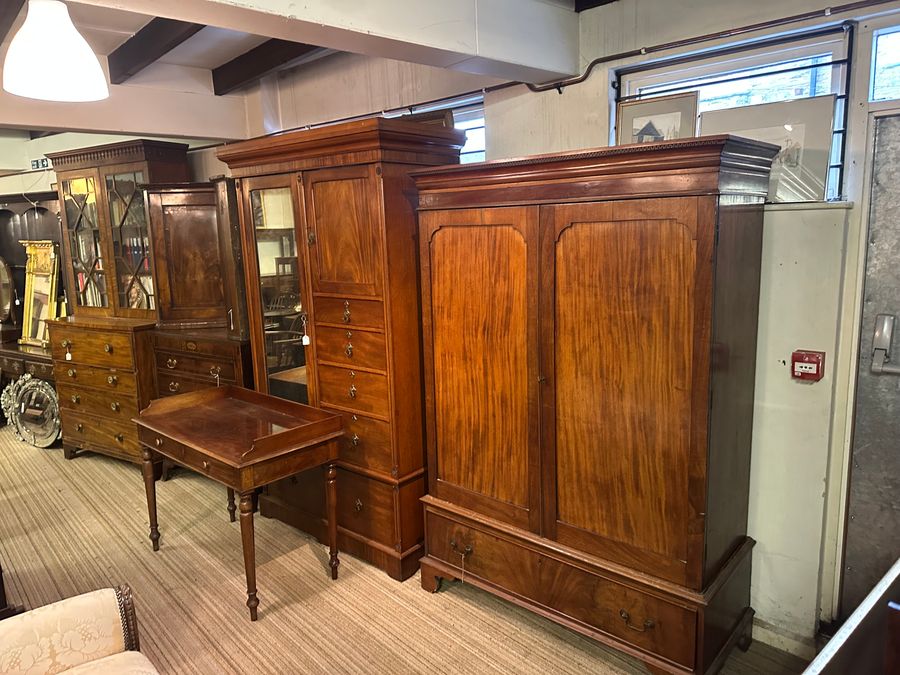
[791,350,825,382]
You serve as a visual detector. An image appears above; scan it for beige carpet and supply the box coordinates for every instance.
[0,427,806,674]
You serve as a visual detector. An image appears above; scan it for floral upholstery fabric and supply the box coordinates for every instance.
[0,589,126,674]
[60,651,157,675]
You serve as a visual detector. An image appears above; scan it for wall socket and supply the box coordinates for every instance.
[30,158,51,170]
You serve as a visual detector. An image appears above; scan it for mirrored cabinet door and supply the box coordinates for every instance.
[105,167,154,315]
[243,179,309,404]
[60,170,108,309]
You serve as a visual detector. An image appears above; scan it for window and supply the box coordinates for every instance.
[453,105,486,163]
[871,27,900,101]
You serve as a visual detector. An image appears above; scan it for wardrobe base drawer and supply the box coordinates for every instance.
[424,505,697,670]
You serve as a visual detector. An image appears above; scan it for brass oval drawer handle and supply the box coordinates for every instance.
[61,339,71,348]
[107,375,117,386]
[110,402,120,412]
[114,433,124,443]
[168,381,180,393]
[67,368,76,378]
[348,384,357,399]
[345,343,353,358]
[104,343,113,353]
[354,498,363,512]
[155,438,163,447]
[166,358,177,369]
[202,460,209,470]
[75,423,84,432]
[350,434,360,447]
[186,341,198,352]
[619,609,655,633]
[449,539,472,557]
[209,365,221,376]
[70,394,80,404]
[342,300,351,323]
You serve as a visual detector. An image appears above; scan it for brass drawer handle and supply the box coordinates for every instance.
[350,433,360,447]
[168,381,180,393]
[202,460,209,470]
[155,438,163,447]
[104,343,113,353]
[619,609,655,633]
[345,343,353,358]
[70,394,79,404]
[348,384,357,399]
[186,341,198,351]
[75,423,84,432]
[342,301,351,323]
[67,368,76,378]
[107,375,117,386]
[114,433,124,443]
[354,498,363,512]
[449,539,472,557]
[166,358,177,369]
[110,402,120,412]
[209,365,221,377]
[61,339,71,348]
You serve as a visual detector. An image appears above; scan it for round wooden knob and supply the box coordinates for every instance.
[75,423,84,432]
[61,339,70,348]
[107,375,117,385]
[114,433,124,443]
[155,438,163,447]
[67,369,75,378]
[104,343,112,353]
[70,394,79,404]
[202,460,209,470]
[110,402,120,412]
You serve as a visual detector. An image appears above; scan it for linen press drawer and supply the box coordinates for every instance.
[425,511,697,670]
[57,383,139,420]
[314,297,384,330]
[54,363,137,394]
[157,371,224,397]
[322,408,393,474]
[156,351,236,381]
[315,326,386,371]
[336,469,397,549]
[317,365,389,417]
[153,333,238,359]
[60,410,141,460]
[51,330,134,369]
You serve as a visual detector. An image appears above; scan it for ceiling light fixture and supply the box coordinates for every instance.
[3,0,109,102]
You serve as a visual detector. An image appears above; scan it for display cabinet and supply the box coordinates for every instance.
[217,118,465,580]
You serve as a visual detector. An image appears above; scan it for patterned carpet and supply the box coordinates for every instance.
[0,427,806,674]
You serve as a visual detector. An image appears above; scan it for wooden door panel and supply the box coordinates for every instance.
[421,207,540,529]
[547,198,701,579]
[304,166,382,297]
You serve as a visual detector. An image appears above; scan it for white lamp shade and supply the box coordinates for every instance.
[3,0,109,102]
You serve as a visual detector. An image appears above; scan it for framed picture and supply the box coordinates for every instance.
[615,92,699,145]
[699,94,836,202]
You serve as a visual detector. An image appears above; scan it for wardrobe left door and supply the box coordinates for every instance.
[238,174,313,405]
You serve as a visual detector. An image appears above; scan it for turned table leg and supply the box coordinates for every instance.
[239,491,259,621]
[326,462,339,580]
[141,449,160,551]
[226,488,236,523]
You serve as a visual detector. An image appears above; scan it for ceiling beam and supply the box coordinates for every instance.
[28,130,59,140]
[0,0,25,45]
[212,39,324,96]
[108,18,204,84]
[574,1,619,10]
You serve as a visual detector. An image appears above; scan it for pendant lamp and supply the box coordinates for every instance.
[3,0,109,102]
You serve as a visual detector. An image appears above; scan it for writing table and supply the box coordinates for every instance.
[134,385,343,620]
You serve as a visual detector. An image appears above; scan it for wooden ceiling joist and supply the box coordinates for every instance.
[108,18,204,84]
[212,39,323,96]
[0,0,26,45]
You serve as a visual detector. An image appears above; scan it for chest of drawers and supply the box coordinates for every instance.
[48,317,156,463]
[152,328,252,398]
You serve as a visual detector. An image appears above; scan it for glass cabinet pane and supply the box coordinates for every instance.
[250,186,308,403]
[107,170,154,310]
[61,175,107,308]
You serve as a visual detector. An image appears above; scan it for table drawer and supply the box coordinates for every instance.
[157,371,223,397]
[25,360,54,381]
[337,469,396,548]
[315,326,386,371]
[57,383,139,420]
[317,365,389,418]
[425,511,697,669]
[137,427,234,485]
[322,408,393,474]
[0,355,24,377]
[315,297,384,330]
[54,363,137,394]
[60,410,141,460]
[51,330,134,369]
[156,350,236,381]
[153,333,237,359]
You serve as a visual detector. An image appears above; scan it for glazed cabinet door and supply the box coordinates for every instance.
[58,169,110,312]
[420,207,541,532]
[302,165,383,297]
[541,197,712,588]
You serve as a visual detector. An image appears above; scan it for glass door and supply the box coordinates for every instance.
[242,176,309,403]
[60,170,108,310]
[104,164,155,316]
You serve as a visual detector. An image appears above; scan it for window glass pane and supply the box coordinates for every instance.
[453,106,485,164]
[872,29,900,101]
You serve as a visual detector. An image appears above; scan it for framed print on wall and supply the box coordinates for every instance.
[615,92,699,145]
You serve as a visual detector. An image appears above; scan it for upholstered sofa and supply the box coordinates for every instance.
[0,585,158,674]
